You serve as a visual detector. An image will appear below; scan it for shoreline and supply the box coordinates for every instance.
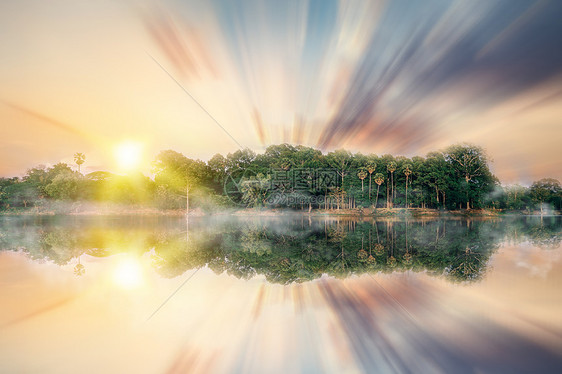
[0,206,557,218]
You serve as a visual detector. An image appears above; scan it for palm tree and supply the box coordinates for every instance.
[74,256,85,276]
[387,162,396,208]
[357,235,368,260]
[357,169,368,193]
[403,164,412,208]
[374,173,384,210]
[74,152,86,173]
[366,161,377,200]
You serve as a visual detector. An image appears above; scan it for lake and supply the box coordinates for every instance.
[0,215,561,373]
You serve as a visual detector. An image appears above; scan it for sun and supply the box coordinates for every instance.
[114,141,142,170]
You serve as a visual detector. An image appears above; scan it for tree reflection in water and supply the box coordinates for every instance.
[0,216,560,284]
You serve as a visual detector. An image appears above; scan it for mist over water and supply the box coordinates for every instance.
[0,215,561,373]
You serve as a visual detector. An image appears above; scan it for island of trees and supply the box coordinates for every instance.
[0,143,560,214]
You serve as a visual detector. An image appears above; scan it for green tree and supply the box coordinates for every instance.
[366,159,377,200]
[153,150,207,213]
[23,166,49,197]
[529,178,561,214]
[4,182,39,208]
[387,162,396,208]
[421,152,451,208]
[240,173,271,208]
[45,171,86,200]
[226,148,256,170]
[329,187,347,210]
[0,178,18,208]
[373,173,384,209]
[208,153,228,189]
[403,164,412,208]
[357,169,368,193]
[326,149,352,188]
[74,153,86,173]
[444,144,491,210]
[505,184,527,210]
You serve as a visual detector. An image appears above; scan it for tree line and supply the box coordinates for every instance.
[0,144,560,212]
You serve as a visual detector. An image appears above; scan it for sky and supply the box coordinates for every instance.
[0,0,561,184]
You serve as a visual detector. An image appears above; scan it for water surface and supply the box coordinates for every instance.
[0,215,561,373]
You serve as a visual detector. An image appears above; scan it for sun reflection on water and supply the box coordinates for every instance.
[113,257,144,289]
[0,216,561,373]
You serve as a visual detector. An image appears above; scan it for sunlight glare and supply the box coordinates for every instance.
[113,258,143,289]
[114,141,142,170]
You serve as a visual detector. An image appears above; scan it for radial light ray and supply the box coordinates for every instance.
[0,0,561,181]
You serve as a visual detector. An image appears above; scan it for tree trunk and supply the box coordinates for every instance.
[386,183,389,208]
[405,176,408,208]
[465,175,470,210]
[186,185,190,215]
[375,185,380,210]
[369,174,372,200]
[184,185,189,241]
[390,172,394,208]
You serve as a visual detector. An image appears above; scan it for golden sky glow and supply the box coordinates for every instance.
[0,0,561,184]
